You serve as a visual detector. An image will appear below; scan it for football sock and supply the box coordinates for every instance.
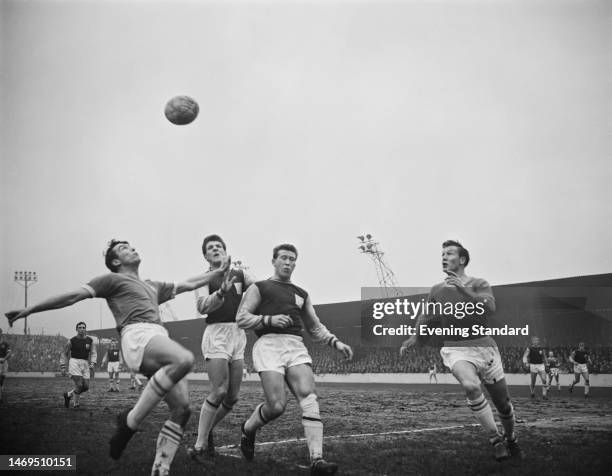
[467,394,499,437]
[245,403,270,434]
[195,399,220,449]
[213,400,235,427]
[300,394,323,461]
[127,367,173,430]
[152,420,183,472]
[498,403,516,440]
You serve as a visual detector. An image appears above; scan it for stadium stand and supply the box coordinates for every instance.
[2,333,612,374]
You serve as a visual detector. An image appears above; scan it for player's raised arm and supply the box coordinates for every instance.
[175,256,231,294]
[197,272,237,315]
[303,296,353,360]
[5,287,93,327]
[445,273,496,313]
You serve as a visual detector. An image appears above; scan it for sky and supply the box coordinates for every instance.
[1,0,611,338]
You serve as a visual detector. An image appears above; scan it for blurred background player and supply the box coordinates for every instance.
[546,350,561,392]
[59,322,97,408]
[237,243,353,476]
[428,363,438,383]
[5,239,230,476]
[569,342,593,398]
[129,370,144,390]
[400,240,521,462]
[188,235,256,460]
[522,336,548,400]
[101,339,123,392]
[0,328,12,403]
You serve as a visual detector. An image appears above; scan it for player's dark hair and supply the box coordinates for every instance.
[202,234,226,255]
[442,240,470,267]
[273,243,298,259]
[104,239,129,272]
[76,321,86,330]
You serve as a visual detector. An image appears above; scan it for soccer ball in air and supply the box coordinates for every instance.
[164,95,199,125]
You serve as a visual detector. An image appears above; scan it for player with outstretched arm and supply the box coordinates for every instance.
[5,239,230,476]
[188,234,257,460]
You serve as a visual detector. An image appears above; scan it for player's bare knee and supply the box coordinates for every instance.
[175,350,194,376]
[463,382,481,399]
[266,400,287,419]
[209,385,228,404]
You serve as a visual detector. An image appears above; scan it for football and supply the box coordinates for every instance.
[164,95,199,125]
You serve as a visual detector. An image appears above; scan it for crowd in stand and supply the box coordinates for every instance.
[1,333,67,372]
[3,333,612,374]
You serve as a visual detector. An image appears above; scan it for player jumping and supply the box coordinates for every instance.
[569,342,593,398]
[522,336,548,400]
[5,239,230,476]
[236,243,353,475]
[400,240,522,462]
[188,234,256,460]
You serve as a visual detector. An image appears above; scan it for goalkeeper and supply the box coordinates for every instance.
[60,321,97,408]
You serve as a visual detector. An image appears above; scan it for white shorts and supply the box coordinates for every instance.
[107,361,121,373]
[253,334,312,375]
[201,323,247,362]
[0,359,8,376]
[120,322,169,372]
[440,346,505,385]
[574,363,588,374]
[548,368,559,377]
[69,358,90,379]
[530,363,546,374]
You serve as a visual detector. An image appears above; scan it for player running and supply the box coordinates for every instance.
[522,336,548,400]
[236,243,353,475]
[569,342,593,398]
[59,322,97,408]
[101,339,123,392]
[428,363,438,383]
[400,240,521,462]
[0,329,12,403]
[188,235,256,460]
[546,350,561,391]
[5,239,230,476]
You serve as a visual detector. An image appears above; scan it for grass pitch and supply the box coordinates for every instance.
[1,378,611,475]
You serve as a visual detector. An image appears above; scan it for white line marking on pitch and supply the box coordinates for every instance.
[216,414,610,452]
[216,423,481,451]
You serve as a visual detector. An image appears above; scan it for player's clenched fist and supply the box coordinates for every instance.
[269,314,292,328]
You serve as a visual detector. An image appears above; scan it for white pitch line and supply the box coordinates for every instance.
[216,423,481,451]
[215,414,611,453]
